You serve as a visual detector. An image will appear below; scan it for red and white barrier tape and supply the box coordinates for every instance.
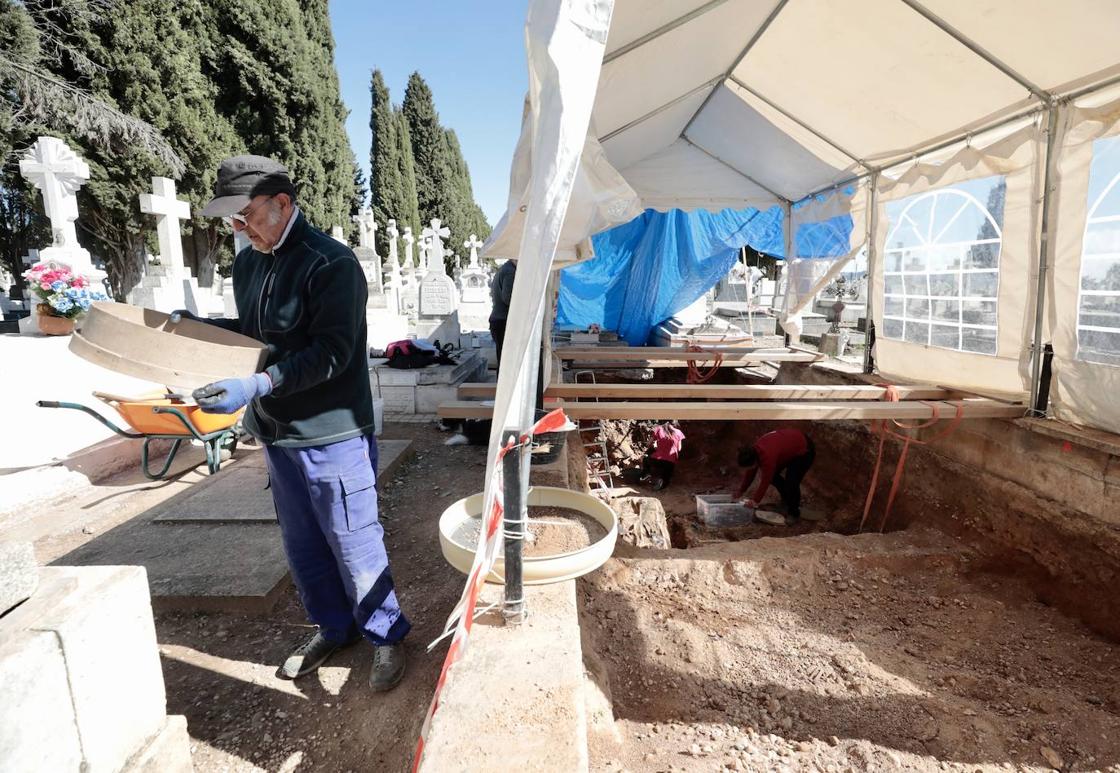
[412,408,573,771]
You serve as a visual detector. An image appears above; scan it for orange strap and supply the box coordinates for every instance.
[685,345,723,384]
[859,385,965,534]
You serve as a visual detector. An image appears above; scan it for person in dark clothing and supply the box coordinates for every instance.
[184,155,408,692]
[735,428,815,525]
[488,259,516,370]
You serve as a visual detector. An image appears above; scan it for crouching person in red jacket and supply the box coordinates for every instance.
[734,428,815,525]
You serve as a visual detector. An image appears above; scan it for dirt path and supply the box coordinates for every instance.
[580,528,1120,772]
[150,423,482,772]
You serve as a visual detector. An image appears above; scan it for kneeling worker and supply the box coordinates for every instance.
[734,428,815,525]
[188,155,409,691]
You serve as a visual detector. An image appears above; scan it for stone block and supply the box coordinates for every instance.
[123,715,192,773]
[0,541,37,615]
[3,565,166,773]
[415,383,462,414]
[376,385,417,414]
[0,629,83,772]
[610,497,671,549]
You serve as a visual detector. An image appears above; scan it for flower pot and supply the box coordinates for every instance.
[37,312,75,336]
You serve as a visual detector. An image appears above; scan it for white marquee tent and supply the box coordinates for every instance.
[485,0,1120,448]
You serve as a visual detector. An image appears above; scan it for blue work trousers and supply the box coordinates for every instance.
[264,434,410,645]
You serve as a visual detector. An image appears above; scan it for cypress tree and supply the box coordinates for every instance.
[369,68,399,247]
[442,127,491,265]
[393,107,421,237]
[402,71,453,231]
[18,0,241,296]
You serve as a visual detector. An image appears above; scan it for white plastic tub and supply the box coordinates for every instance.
[439,486,618,585]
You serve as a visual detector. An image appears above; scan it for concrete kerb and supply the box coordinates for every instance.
[419,429,590,771]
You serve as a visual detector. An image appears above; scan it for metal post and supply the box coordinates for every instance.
[501,429,526,625]
[863,173,880,374]
[1029,105,1061,417]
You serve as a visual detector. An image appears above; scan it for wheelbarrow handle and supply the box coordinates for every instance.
[35,399,145,439]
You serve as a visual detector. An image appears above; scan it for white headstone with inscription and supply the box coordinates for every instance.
[419,219,458,317]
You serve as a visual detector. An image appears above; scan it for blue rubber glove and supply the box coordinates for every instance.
[193,373,272,414]
[169,309,202,324]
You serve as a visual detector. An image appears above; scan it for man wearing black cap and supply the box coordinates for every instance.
[184,155,409,692]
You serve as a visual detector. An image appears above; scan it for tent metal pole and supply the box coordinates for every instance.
[863,174,880,374]
[727,75,870,170]
[1028,104,1061,417]
[602,0,733,64]
[683,136,790,204]
[679,0,792,139]
[896,0,1050,102]
[599,76,724,144]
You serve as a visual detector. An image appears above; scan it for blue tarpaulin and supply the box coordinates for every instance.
[556,207,785,345]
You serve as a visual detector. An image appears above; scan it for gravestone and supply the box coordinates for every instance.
[419,219,458,318]
[127,177,202,314]
[331,225,346,244]
[353,206,378,253]
[382,218,402,314]
[18,138,100,334]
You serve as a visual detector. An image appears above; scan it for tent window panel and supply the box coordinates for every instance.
[962,326,998,355]
[930,324,960,349]
[904,321,930,345]
[964,271,999,298]
[1077,134,1120,366]
[881,175,1006,356]
[1078,328,1120,367]
[883,318,905,339]
[929,273,960,297]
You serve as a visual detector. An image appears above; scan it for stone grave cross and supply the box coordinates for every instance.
[19,137,89,252]
[384,219,401,275]
[464,233,483,268]
[421,219,451,275]
[353,206,378,252]
[402,227,416,272]
[139,177,190,272]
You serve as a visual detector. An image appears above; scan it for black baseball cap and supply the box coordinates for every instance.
[201,155,298,217]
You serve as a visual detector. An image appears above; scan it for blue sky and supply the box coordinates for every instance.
[329,1,530,226]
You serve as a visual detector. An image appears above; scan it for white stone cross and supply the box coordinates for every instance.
[416,234,429,273]
[20,137,90,251]
[464,234,483,268]
[331,225,346,244]
[384,219,400,274]
[139,177,191,272]
[421,218,451,275]
[401,227,416,271]
[353,206,378,252]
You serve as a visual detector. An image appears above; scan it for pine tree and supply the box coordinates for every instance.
[402,71,453,231]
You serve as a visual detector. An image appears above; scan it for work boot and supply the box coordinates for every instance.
[784,514,801,527]
[369,643,406,692]
[651,476,667,491]
[277,631,360,680]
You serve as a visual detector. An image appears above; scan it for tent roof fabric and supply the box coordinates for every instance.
[595,0,1120,211]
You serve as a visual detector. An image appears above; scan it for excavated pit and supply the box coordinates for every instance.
[575,405,1120,771]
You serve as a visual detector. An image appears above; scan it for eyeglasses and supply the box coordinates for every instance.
[231,196,273,225]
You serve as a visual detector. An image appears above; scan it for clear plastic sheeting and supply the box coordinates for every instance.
[557,206,784,344]
[1048,90,1120,433]
[780,186,867,340]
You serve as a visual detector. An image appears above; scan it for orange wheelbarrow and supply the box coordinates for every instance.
[36,390,243,480]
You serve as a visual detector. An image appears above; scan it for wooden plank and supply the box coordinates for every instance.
[437,399,1025,421]
[563,355,820,370]
[554,346,803,361]
[457,383,956,401]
